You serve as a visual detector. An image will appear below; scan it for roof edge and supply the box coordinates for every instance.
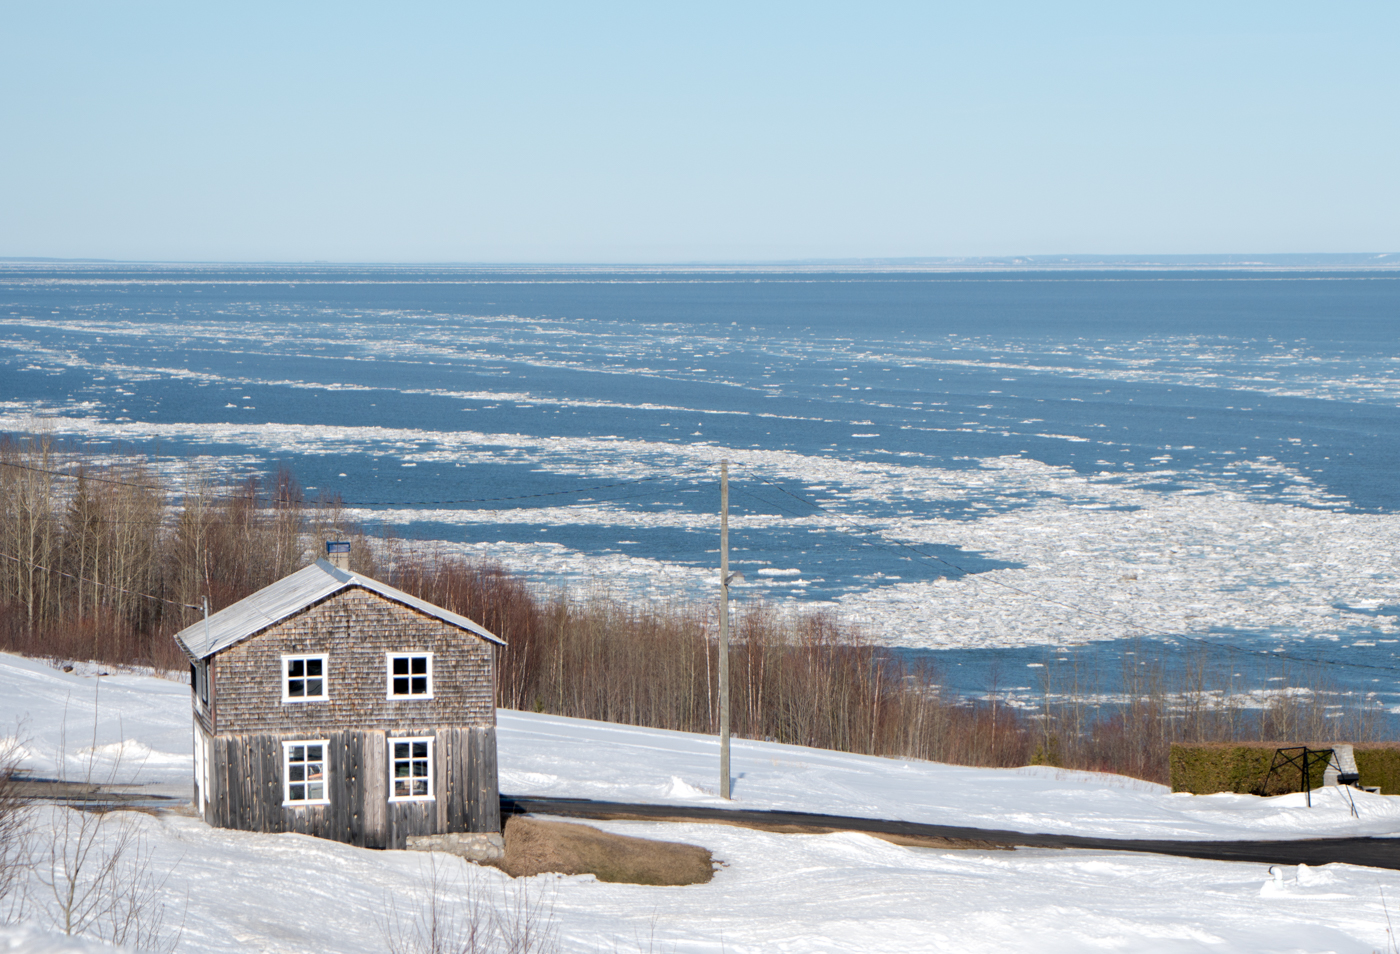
[174,559,503,659]
[329,561,504,647]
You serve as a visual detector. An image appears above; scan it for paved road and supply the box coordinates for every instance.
[14,777,183,812]
[501,795,1400,871]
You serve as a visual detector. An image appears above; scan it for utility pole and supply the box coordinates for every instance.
[718,459,730,799]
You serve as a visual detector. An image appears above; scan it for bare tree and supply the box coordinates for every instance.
[35,699,182,952]
[381,854,557,954]
[0,724,34,923]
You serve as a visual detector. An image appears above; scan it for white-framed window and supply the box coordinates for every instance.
[389,737,433,800]
[282,654,328,703]
[386,653,433,699]
[283,740,329,806]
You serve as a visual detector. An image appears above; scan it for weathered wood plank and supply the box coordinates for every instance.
[481,726,500,834]
[466,728,479,833]
[464,722,487,829]
[211,736,226,828]
[449,728,468,832]
[434,729,447,834]
[246,735,261,832]
[241,738,255,830]
[335,732,352,845]
[225,736,242,830]
[365,730,387,849]
[272,735,287,832]
[223,735,235,829]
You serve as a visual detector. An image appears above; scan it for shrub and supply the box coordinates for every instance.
[1354,746,1400,795]
[1169,742,1400,795]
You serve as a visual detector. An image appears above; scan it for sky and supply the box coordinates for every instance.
[1,2,1397,263]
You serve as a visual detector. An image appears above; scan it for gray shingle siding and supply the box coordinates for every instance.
[210,587,496,736]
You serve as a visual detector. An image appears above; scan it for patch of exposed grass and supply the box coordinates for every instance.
[490,816,714,886]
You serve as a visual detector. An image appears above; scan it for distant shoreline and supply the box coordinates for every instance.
[2,259,1400,277]
[1,254,1398,274]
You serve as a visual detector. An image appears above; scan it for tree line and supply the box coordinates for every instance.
[0,434,1380,784]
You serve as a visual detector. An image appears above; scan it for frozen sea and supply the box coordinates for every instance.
[3,262,1400,711]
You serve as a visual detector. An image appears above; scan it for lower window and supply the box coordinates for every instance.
[284,741,329,805]
[390,737,433,800]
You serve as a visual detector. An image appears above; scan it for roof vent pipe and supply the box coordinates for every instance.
[326,541,351,571]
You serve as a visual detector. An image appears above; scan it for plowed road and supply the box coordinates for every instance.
[501,795,1400,871]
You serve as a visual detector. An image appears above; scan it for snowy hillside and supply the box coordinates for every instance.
[3,654,1400,953]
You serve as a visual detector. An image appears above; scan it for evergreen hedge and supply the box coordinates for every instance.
[1169,742,1400,795]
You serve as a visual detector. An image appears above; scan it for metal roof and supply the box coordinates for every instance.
[173,559,503,660]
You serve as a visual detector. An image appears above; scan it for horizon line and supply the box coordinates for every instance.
[1,252,1398,272]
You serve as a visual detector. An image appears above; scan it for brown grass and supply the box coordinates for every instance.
[490,816,714,885]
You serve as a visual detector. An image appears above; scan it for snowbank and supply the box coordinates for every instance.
[3,653,1400,952]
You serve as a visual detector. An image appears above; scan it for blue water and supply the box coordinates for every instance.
[3,263,1400,714]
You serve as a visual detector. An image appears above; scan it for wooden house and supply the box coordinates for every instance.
[173,545,504,855]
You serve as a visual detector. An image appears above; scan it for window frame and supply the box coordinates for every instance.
[385,652,434,700]
[388,736,435,802]
[282,739,330,807]
[281,653,329,704]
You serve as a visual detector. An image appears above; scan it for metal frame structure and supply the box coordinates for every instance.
[1260,746,1334,807]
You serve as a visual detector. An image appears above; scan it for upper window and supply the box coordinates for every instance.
[282,654,328,703]
[386,653,433,699]
[283,740,329,806]
[390,737,433,800]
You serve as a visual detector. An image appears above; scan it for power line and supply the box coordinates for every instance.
[0,458,708,510]
[0,460,165,494]
[732,465,1400,676]
[0,550,200,611]
[0,479,699,530]
[344,472,701,508]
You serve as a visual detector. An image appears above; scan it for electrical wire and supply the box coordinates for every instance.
[0,550,201,611]
[0,458,710,510]
[0,460,165,494]
[343,472,703,508]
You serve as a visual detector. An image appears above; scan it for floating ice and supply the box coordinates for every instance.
[5,407,1400,652]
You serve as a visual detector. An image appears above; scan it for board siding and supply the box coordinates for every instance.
[205,726,497,845]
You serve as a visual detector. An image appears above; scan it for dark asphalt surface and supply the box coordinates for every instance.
[501,795,1400,871]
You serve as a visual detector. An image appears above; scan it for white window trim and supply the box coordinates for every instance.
[281,653,329,704]
[387,736,435,802]
[385,652,434,700]
[282,739,330,807]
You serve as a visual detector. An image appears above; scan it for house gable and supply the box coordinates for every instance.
[174,559,502,662]
[211,586,496,736]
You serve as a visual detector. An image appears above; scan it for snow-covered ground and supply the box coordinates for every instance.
[5,653,1400,952]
